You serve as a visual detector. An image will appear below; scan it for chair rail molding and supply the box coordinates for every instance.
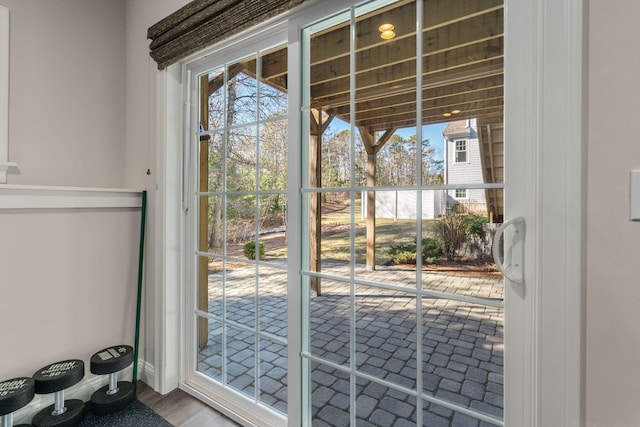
[0,185,143,209]
[0,5,18,184]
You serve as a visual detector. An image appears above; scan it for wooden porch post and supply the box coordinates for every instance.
[309,117,321,296]
[359,127,395,271]
[309,109,334,296]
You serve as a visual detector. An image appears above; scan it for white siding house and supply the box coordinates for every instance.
[443,118,487,214]
[368,118,487,220]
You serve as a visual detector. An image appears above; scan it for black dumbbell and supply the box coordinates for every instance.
[0,377,35,427]
[89,345,134,415]
[31,360,84,427]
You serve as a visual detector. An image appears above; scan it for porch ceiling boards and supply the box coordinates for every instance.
[205,0,504,132]
[308,0,504,131]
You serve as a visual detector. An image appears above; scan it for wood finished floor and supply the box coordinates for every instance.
[136,381,241,427]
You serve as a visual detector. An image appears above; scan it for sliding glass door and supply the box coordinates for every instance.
[189,42,290,425]
[300,0,505,425]
[181,0,552,425]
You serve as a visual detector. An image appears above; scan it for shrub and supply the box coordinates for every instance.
[243,241,265,260]
[421,236,442,259]
[388,237,443,265]
[388,242,417,264]
[436,213,467,260]
[464,214,489,240]
[391,250,417,265]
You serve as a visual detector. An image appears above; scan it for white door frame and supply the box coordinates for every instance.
[151,0,585,425]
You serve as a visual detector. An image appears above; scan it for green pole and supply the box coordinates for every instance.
[133,190,147,387]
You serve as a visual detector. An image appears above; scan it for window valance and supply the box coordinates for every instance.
[148,0,306,70]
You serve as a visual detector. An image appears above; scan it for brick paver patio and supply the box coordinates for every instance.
[197,262,503,426]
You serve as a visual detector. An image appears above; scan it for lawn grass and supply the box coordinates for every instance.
[320,198,437,265]
[261,198,438,265]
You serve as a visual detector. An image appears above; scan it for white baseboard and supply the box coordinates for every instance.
[12,360,154,424]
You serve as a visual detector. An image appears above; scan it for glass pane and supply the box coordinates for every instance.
[355,191,419,281]
[422,182,504,300]
[311,362,350,427]
[356,377,417,426]
[258,265,287,338]
[306,192,353,281]
[227,56,257,127]
[225,260,256,329]
[321,118,352,189]
[259,120,288,191]
[197,317,222,381]
[309,279,350,366]
[202,195,224,255]
[421,124,445,186]
[203,67,225,131]
[423,399,502,427]
[226,195,256,258]
[226,326,256,398]
[259,47,288,119]
[258,194,287,263]
[422,298,503,420]
[201,258,222,318]
[355,285,417,391]
[356,2,416,133]
[206,132,224,193]
[259,338,288,414]
[227,126,257,193]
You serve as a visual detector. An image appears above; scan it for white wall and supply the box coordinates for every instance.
[0,208,140,379]
[586,1,640,425]
[1,0,126,187]
[0,0,133,389]
[0,0,190,395]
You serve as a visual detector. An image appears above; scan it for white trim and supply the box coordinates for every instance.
[181,375,286,427]
[504,0,584,425]
[0,185,142,209]
[154,64,184,395]
[0,6,18,183]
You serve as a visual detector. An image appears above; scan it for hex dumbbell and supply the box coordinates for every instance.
[0,377,35,427]
[31,360,84,427]
[89,345,134,415]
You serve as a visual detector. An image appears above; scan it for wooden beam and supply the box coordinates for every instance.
[359,98,504,131]
[311,34,503,101]
[310,0,503,65]
[312,60,503,110]
[333,74,503,118]
[350,87,503,124]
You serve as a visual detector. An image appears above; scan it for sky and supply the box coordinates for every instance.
[325,118,449,161]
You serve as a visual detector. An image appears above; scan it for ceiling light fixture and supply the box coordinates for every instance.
[442,112,452,117]
[379,23,396,40]
[451,109,461,114]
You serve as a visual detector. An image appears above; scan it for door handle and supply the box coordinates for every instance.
[492,216,526,285]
